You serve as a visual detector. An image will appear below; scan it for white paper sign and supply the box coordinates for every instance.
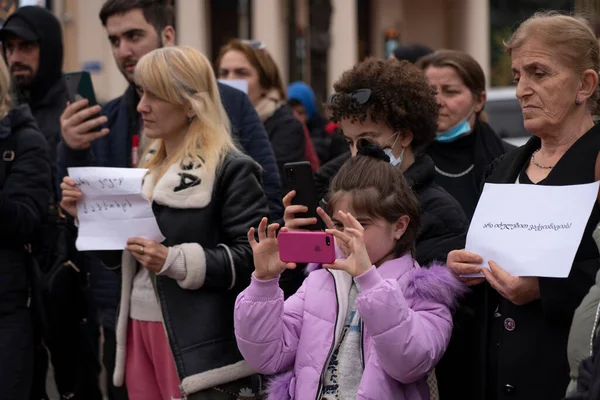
[218,79,249,94]
[465,182,599,278]
[67,167,165,251]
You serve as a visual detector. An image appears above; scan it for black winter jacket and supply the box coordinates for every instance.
[314,152,468,266]
[405,153,469,265]
[0,105,51,314]
[427,120,514,220]
[263,104,306,192]
[109,152,268,397]
[28,79,68,185]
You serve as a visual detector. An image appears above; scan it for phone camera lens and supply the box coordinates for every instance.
[325,236,331,246]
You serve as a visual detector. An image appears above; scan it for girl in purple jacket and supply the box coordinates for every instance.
[234,148,466,399]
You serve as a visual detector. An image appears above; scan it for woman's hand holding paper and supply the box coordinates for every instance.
[483,261,540,306]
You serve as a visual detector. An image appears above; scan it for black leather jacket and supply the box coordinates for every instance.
[109,152,268,396]
[157,153,268,373]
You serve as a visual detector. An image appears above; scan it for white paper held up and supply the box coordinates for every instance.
[218,79,249,94]
[67,167,166,251]
[465,182,599,278]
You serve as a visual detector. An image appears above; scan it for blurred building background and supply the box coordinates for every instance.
[55,0,492,104]
[2,0,600,103]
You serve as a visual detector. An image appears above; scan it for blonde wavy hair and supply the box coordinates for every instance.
[0,59,11,119]
[135,46,236,180]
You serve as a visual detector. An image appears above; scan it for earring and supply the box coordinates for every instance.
[576,98,582,105]
[395,235,401,240]
[188,115,195,123]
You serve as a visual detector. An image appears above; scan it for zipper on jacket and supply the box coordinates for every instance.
[360,320,365,369]
[179,383,188,400]
[315,270,339,400]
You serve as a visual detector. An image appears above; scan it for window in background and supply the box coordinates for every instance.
[209,0,250,64]
[19,0,47,6]
[490,0,575,87]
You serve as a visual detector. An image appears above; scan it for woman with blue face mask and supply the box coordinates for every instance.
[419,50,514,220]
[418,50,514,400]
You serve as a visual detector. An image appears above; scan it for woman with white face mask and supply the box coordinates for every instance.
[419,50,514,220]
[287,57,468,271]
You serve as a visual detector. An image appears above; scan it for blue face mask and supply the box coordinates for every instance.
[383,133,405,166]
[435,109,475,143]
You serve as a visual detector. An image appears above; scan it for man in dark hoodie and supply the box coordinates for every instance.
[0,6,68,177]
[0,6,104,400]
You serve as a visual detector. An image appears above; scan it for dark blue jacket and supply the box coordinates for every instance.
[56,83,283,329]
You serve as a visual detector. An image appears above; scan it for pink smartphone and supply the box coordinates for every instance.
[278,231,336,264]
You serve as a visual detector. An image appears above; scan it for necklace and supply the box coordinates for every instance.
[435,164,475,178]
[531,149,554,169]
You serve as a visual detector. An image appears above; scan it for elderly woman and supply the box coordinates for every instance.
[447,12,600,400]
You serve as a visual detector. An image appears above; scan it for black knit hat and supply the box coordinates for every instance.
[393,44,434,64]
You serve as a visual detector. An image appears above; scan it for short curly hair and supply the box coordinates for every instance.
[327,58,438,150]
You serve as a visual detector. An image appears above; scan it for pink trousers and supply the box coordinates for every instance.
[125,319,183,400]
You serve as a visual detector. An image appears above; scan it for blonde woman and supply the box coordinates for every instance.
[0,58,51,398]
[60,46,268,400]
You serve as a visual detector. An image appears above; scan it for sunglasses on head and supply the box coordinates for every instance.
[328,88,372,105]
[241,39,266,50]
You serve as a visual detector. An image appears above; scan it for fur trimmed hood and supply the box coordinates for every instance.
[307,252,466,312]
[402,262,466,312]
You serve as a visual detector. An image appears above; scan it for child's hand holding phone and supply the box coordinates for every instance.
[325,211,373,278]
[248,218,297,281]
[282,190,351,258]
[282,190,317,231]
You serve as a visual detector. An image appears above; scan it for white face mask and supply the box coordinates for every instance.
[383,133,405,166]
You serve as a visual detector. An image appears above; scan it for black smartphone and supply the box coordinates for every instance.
[64,71,98,105]
[64,71,101,132]
[284,161,324,231]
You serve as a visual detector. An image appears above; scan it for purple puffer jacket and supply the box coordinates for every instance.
[234,254,466,399]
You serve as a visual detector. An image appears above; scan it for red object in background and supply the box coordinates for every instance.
[325,122,339,136]
[291,107,320,172]
[131,134,139,167]
[301,124,320,173]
